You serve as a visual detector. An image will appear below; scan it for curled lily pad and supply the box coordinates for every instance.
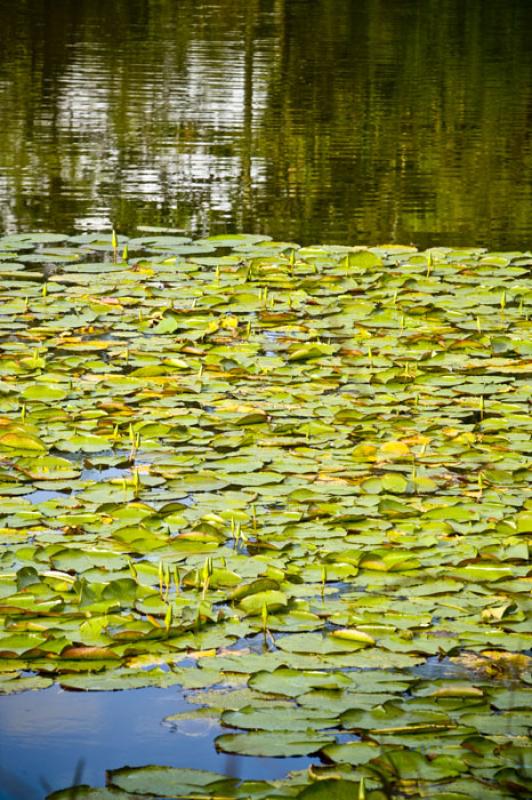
[0,430,47,451]
[330,629,375,646]
[238,590,288,616]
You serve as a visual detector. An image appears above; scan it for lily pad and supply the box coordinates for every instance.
[109,766,236,796]
[216,730,333,757]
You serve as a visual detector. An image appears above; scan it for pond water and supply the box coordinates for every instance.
[0,4,531,798]
[0,685,311,798]
[0,0,531,247]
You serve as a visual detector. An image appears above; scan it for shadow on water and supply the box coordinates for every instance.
[0,685,313,799]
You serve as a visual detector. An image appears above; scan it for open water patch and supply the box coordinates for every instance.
[0,684,312,799]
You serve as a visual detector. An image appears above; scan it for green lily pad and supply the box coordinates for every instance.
[297,780,364,799]
[321,741,380,765]
[109,766,236,796]
[367,749,468,781]
[0,431,47,451]
[238,590,288,616]
[249,669,352,697]
[222,705,338,732]
[0,674,54,694]
[59,669,183,691]
[216,730,333,757]
[47,789,136,800]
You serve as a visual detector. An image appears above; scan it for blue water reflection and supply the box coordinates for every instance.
[0,685,311,799]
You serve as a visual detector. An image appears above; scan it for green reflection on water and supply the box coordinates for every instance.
[0,0,530,247]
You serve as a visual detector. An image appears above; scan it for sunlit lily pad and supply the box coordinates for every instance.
[0,674,53,694]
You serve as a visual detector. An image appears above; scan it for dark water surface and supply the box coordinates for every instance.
[0,0,531,247]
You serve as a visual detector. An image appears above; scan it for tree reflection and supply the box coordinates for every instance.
[0,0,530,246]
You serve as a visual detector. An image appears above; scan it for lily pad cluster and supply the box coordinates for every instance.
[0,231,530,798]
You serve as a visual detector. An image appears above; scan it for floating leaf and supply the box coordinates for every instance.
[109,766,236,797]
[59,669,183,691]
[367,749,468,781]
[378,441,411,459]
[321,741,380,766]
[238,590,287,616]
[0,674,53,694]
[222,705,338,732]
[216,730,333,757]
[249,669,351,697]
[297,779,364,799]
[0,431,47,451]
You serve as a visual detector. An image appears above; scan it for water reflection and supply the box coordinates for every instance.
[0,685,311,798]
[0,0,530,247]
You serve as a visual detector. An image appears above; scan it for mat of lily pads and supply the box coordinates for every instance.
[0,231,530,799]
